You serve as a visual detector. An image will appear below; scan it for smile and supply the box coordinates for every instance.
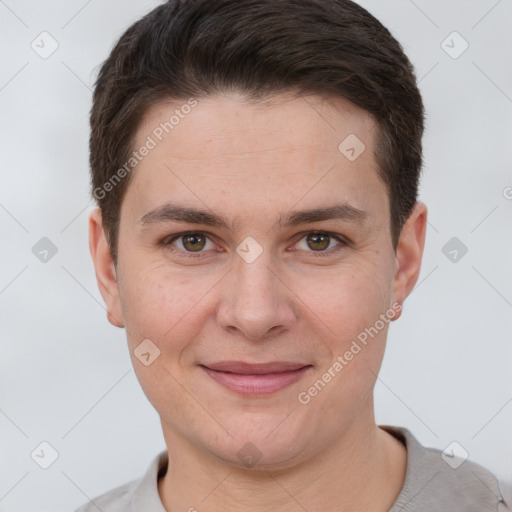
[199,362,313,396]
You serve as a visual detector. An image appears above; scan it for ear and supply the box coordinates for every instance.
[391,202,427,320]
[88,208,124,328]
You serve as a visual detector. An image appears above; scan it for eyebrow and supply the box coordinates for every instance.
[139,202,367,231]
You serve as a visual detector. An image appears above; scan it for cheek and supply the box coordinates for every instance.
[300,258,393,385]
[301,272,391,417]
[307,260,392,331]
[118,261,203,351]
[119,266,208,415]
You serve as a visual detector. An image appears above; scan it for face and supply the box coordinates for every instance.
[90,91,426,470]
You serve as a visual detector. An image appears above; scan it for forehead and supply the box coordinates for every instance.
[123,91,387,228]
[137,90,375,156]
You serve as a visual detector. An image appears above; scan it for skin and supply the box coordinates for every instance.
[89,90,427,511]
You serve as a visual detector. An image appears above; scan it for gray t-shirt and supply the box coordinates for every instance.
[74,426,509,511]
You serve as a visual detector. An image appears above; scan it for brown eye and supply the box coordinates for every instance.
[163,231,217,258]
[306,233,331,251]
[181,233,206,252]
[293,231,346,255]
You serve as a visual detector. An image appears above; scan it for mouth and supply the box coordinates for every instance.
[199,361,313,396]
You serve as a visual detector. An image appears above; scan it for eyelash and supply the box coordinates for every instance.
[160,230,349,259]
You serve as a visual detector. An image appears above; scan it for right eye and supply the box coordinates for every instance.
[161,231,219,257]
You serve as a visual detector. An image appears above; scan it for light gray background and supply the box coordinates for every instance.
[1,0,511,510]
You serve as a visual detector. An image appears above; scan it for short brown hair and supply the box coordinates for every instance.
[90,0,424,263]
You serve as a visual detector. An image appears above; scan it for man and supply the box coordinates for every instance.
[79,0,509,510]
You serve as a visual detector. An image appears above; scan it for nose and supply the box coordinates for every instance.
[216,250,297,341]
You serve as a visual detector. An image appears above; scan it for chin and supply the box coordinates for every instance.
[196,415,314,471]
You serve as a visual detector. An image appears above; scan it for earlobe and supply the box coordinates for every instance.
[391,202,428,317]
[88,208,125,328]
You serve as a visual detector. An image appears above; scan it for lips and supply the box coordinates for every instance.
[199,361,312,395]
[203,361,308,374]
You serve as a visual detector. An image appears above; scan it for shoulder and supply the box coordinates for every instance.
[382,425,510,512]
[73,479,136,512]
[72,451,168,512]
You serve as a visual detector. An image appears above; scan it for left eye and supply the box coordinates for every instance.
[294,232,345,253]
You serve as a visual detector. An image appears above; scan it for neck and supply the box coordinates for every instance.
[158,399,407,512]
